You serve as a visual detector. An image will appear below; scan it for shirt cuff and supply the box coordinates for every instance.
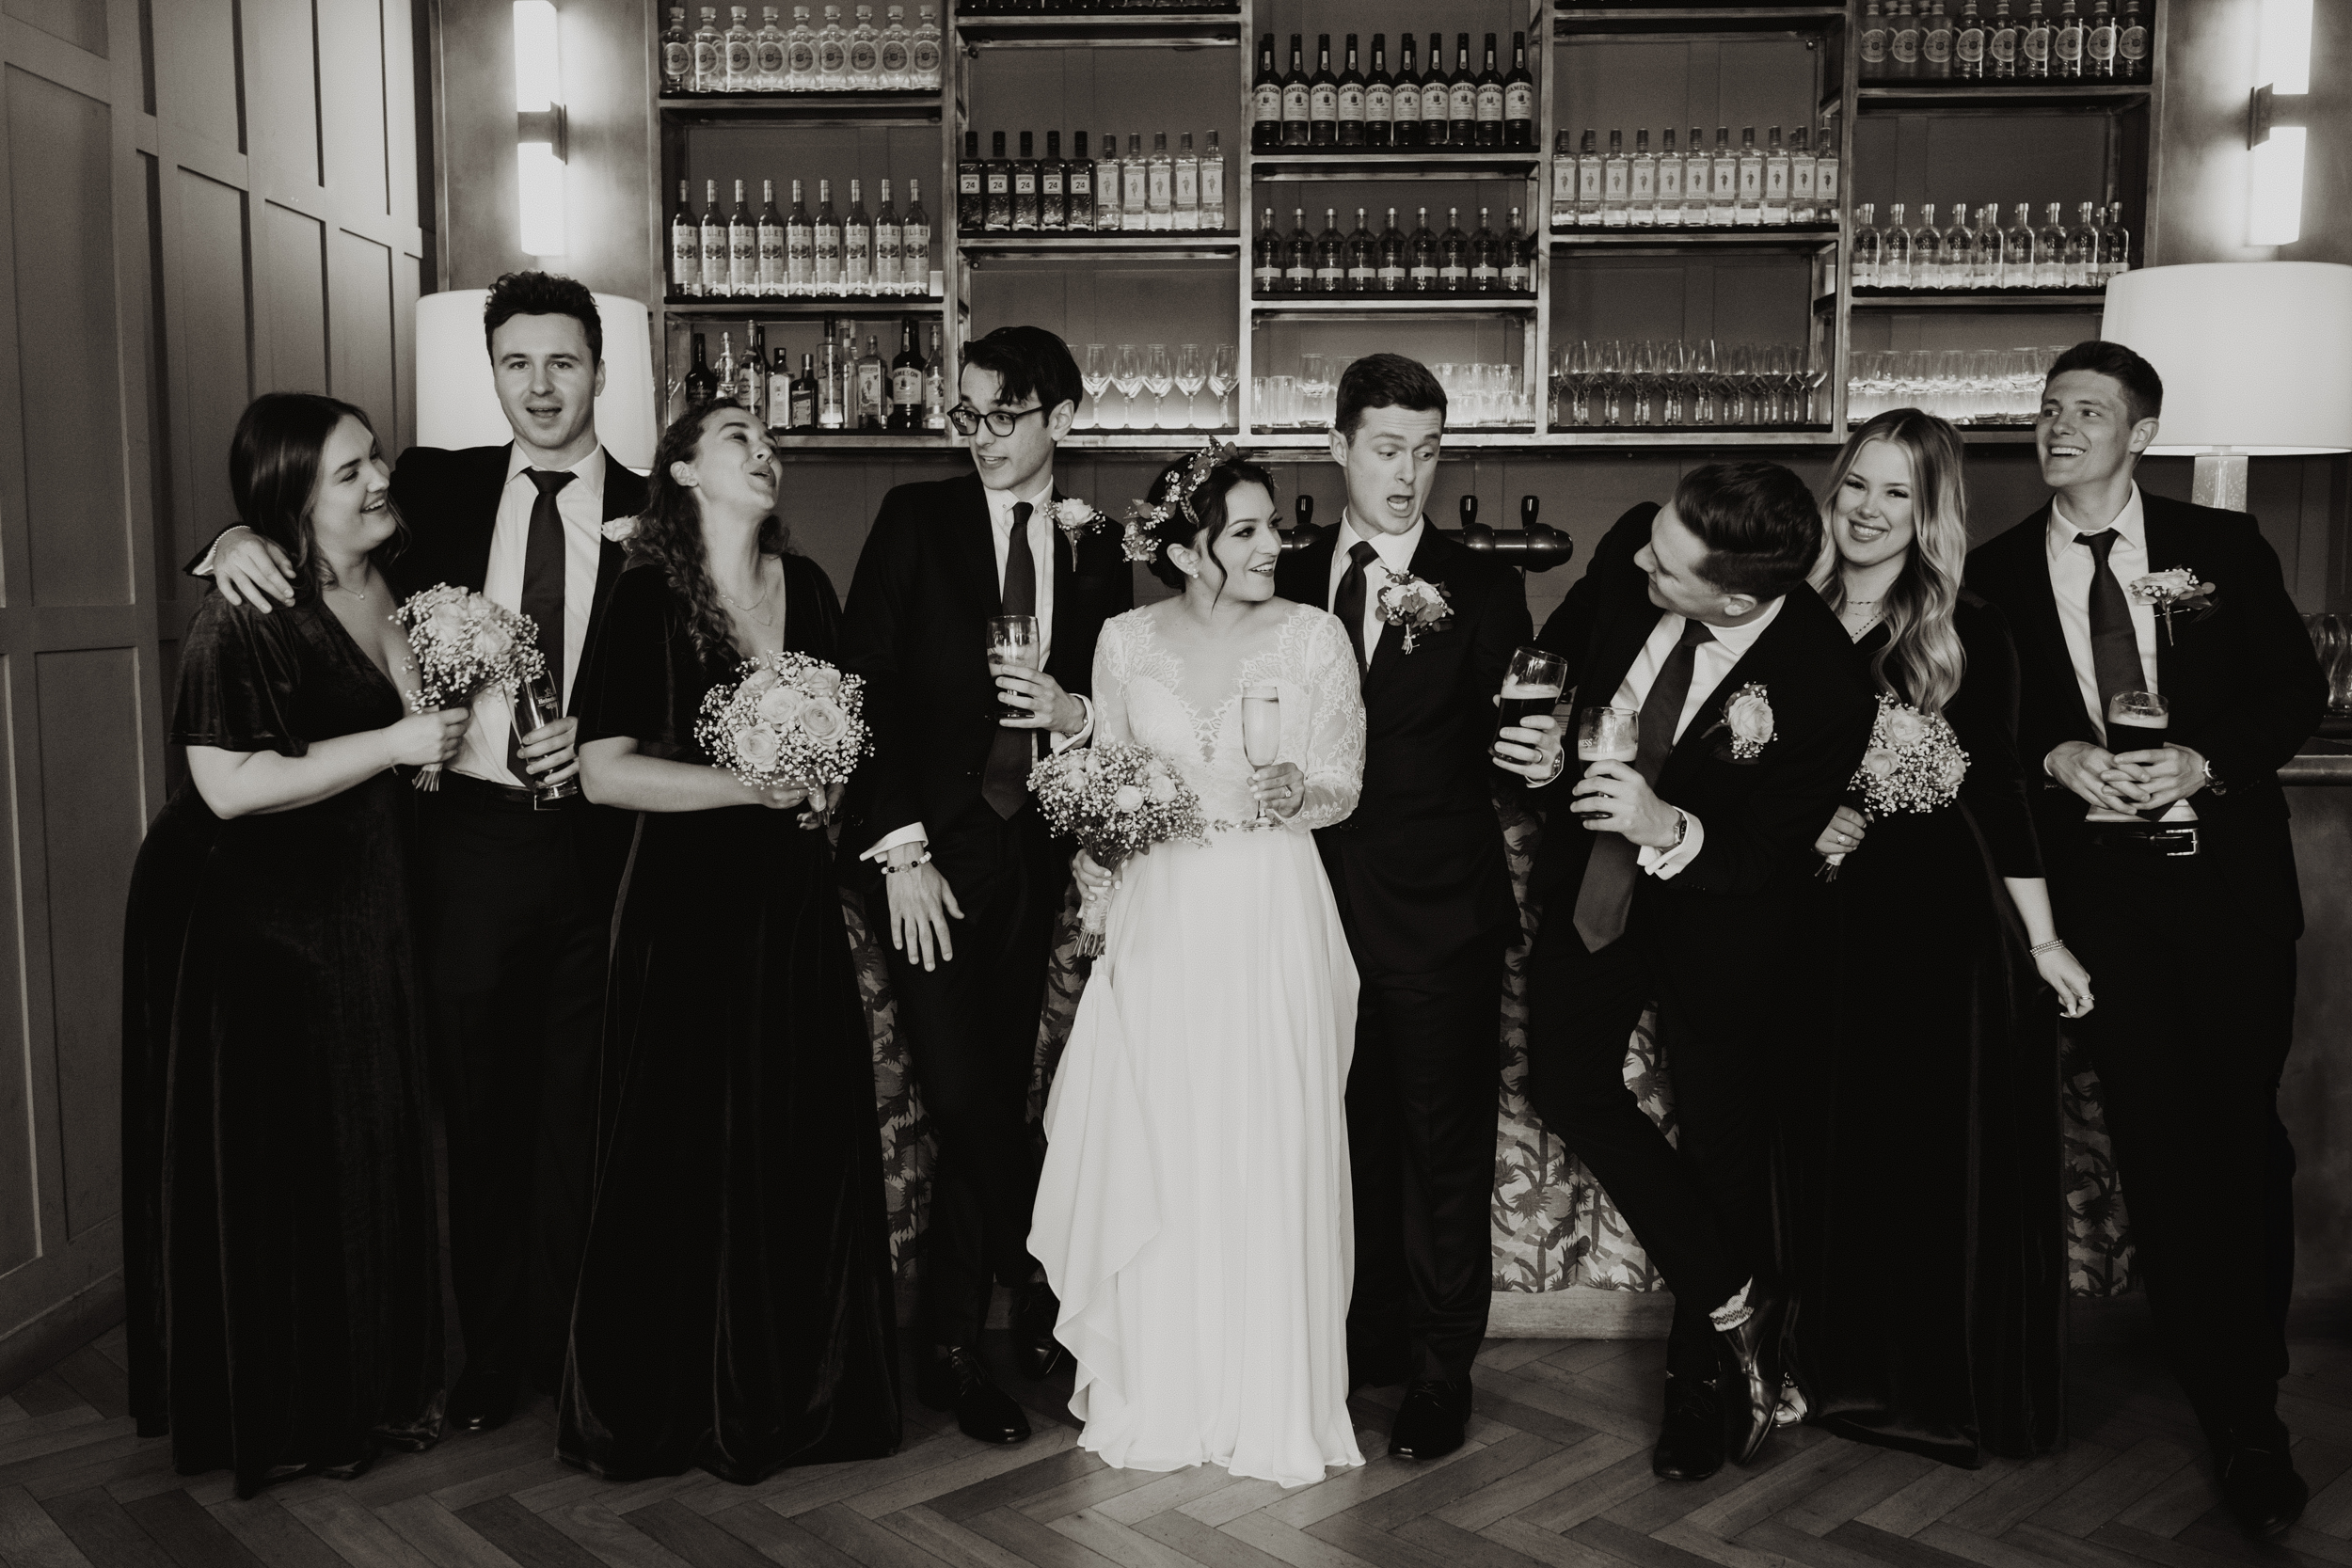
[1637,810,1702,879]
[193,528,238,577]
[1049,693,1094,753]
[861,823,928,863]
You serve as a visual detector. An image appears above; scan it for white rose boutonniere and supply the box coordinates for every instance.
[1723,683,1775,760]
[601,515,638,544]
[1049,498,1106,547]
[2126,567,2216,644]
[1374,572,1455,653]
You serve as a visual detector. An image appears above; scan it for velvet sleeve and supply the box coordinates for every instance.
[168,594,310,757]
[1947,596,2044,879]
[575,565,691,760]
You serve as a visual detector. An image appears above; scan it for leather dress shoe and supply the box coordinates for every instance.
[2216,1419,2308,1538]
[1011,1281,1070,1381]
[447,1364,516,1433]
[1389,1378,1471,1461]
[1651,1373,1724,1481]
[1715,1279,1788,1467]
[916,1347,1031,1445]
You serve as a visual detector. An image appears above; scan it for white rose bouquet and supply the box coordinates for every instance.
[393,583,548,789]
[1026,741,1207,956]
[1819,691,1971,880]
[692,651,870,793]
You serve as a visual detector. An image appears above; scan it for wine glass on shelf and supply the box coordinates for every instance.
[1720,344,1753,428]
[1173,343,1205,430]
[1143,343,1172,429]
[1593,339,1625,427]
[1241,685,1281,823]
[1206,343,1237,428]
[1080,344,1110,431]
[1299,353,1328,430]
[1111,343,1144,430]
[1629,340,1661,427]
[1800,350,1829,428]
[1688,338,1717,426]
[1660,340,1690,427]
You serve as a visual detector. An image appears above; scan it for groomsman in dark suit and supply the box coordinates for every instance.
[1496,467,1874,1481]
[1965,340,2322,1539]
[194,272,647,1431]
[839,325,1132,1444]
[1272,355,1529,1462]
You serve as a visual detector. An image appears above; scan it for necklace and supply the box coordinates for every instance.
[716,567,774,613]
[1845,597,1877,608]
[329,578,371,601]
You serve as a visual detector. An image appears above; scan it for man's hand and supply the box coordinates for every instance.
[1492,711,1565,782]
[515,715,580,785]
[205,526,298,611]
[884,847,963,971]
[993,662,1085,735]
[2107,742,2208,813]
[1570,760,1682,847]
[800,780,846,831]
[1814,804,1868,860]
[2046,740,2142,815]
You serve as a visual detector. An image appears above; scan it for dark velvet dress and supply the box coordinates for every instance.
[1788,593,2066,1467]
[558,556,901,1483]
[120,591,444,1497]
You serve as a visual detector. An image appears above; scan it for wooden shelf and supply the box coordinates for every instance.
[1250,152,1542,182]
[1549,225,1839,253]
[769,432,954,449]
[657,92,940,124]
[1250,295,1538,317]
[665,295,949,316]
[952,10,1240,45]
[1856,82,2153,114]
[1552,5,1846,40]
[1830,290,2109,312]
[959,232,1241,262]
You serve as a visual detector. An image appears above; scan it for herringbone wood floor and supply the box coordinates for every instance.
[4,1326,2348,1568]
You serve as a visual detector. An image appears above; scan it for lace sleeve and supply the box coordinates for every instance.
[1288,610,1365,832]
[1091,614,1131,747]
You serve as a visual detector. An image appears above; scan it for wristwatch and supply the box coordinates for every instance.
[1666,808,1689,851]
[2201,756,2227,796]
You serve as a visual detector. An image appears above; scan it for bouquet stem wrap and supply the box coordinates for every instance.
[1027,742,1207,959]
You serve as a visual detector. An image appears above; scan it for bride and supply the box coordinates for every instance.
[1030,447,1366,1488]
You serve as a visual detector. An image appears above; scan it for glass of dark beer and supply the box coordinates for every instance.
[2099,689,2170,821]
[986,614,1041,723]
[1495,646,1569,750]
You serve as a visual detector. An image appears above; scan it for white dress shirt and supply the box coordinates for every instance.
[453,445,609,788]
[1534,596,1787,880]
[2043,484,2194,822]
[1327,510,1425,667]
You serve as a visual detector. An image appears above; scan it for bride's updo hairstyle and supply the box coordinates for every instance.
[1136,454,1279,597]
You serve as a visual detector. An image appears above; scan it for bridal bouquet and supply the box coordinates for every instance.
[394,584,548,789]
[1027,742,1207,956]
[1818,692,1971,881]
[693,651,870,791]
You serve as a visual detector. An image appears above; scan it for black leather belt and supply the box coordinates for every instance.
[2084,824,2199,857]
[429,768,582,814]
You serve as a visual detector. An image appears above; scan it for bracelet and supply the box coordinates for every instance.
[2029,938,2069,956]
[883,851,932,874]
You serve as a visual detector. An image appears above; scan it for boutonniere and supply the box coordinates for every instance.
[1720,682,1775,760]
[1049,497,1106,547]
[2127,568,2217,644]
[601,515,637,543]
[1375,572,1454,653]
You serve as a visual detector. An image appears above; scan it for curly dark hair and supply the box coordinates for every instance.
[1137,457,1279,598]
[229,391,406,597]
[628,404,790,669]
[483,270,604,364]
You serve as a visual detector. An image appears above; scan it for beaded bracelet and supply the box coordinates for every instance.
[2029,938,2069,956]
[882,851,933,874]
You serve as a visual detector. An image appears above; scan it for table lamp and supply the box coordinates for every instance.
[414,290,659,474]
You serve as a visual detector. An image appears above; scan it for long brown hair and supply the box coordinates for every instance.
[628,404,790,668]
[229,391,406,595]
[1819,408,1969,714]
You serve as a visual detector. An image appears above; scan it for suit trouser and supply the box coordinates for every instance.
[2053,839,2296,1433]
[1525,911,1781,1382]
[421,789,607,1394]
[873,801,1064,1348]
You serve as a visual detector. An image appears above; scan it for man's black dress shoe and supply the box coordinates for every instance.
[1389,1378,1471,1461]
[916,1347,1032,1445]
[1011,1281,1069,1381]
[2216,1419,2308,1538]
[447,1364,516,1433]
[1652,1373,1724,1481]
[1715,1280,1788,1467]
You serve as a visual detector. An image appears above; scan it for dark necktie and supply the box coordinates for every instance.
[1334,540,1379,673]
[509,468,573,783]
[1572,617,1713,952]
[981,501,1038,818]
[2076,530,2146,740]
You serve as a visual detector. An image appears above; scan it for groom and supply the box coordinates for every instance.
[1275,355,1530,1461]
[840,325,1132,1445]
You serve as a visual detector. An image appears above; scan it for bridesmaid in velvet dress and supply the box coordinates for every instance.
[120,393,468,1496]
[561,402,900,1483]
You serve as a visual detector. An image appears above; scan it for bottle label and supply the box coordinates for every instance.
[758,40,786,73]
[1892,29,1919,63]
[903,222,928,267]
[1440,261,1468,284]
[880,40,907,71]
[1338,85,1364,120]
[1282,84,1311,121]
[726,40,754,75]
[2120,24,2146,62]
[1764,163,1788,199]
[1042,170,1063,195]
[1957,28,1985,63]
[1579,162,1602,201]
[1255,84,1282,124]
[1477,84,1503,120]
[2024,28,2049,62]
[1014,171,1035,195]
[845,227,869,272]
[875,227,900,273]
[858,362,883,415]
[790,389,815,426]
[1286,261,1312,285]
[987,172,1009,194]
[1200,162,1221,213]
[664,40,691,79]
[1789,161,1812,199]
[1450,83,1477,120]
[817,40,846,71]
[1471,261,1498,283]
[1394,83,1419,120]
[1860,26,1887,63]
[787,231,813,280]
[1924,28,1951,63]
[703,237,728,281]
[1365,85,1391,121]
[695,40,722,78]
[848,40,878,71]
[1348,261,1374,285]
[1630,164,1655,201]
[1256,261,1280,287]
[1503,260,1528,290]
[960,170,981,196]
[1315,262,1343,286]
[673,231,700,284]
[2056,26,2081,62]
[787,40,816,73]
[759,227,785,275]
[1410,262,1437,285]
[893,367,924,406]
[816,230,841,265]
[1505,83,1533,120]
[1553,157,1577,201]
[1992,28,2018,64]
[1173,166,1196,206]
[1713,162,1737,199]
[1604,163,1628,199]
[1311,84,1338,119]
[1816,158,1837,204]
[912,39,940,72]
[1660,161,1683,201]
[1378,261,1404,286]
[2089,24,2116,62]
[1125,167,1148,208]
[1068,169,1089,196]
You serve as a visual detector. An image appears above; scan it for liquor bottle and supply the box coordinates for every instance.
[1602,130,1629,228]
[1629,130,1656,227]
[756,178,786,293]
[1309,35,1338,147]
[1366,37,1393,149]
[786,178,814,293]
[1883,202,1911,288]
[1438,207,1470,291]
[1474,34,1504,148]
[1815,119,1840,214]
[846,5,879,89]
[1860,0,1889,77]
[1788,128,1813,222]
[1503,32,1534,150]
[728,179,756,294]
[1172,132,1199,231]
[1345,208,1376,292]
[1944,199,1975,287]
[2036,201,2068,287]
[671,181,701,294]
[756,7,787,87]
[1852,202,1881,287]
[1448,35,1478,148]
[1200,131,1225,230]
[1011,131,1039,232]
[1148,131,1178,231]
[1469,207,1500,291]
[1975,202,2002,286]
[1502,206,1530,292]
[1421,35,1451,149]
[1281,35,1311,148]
[1709,126,1737,227]
[1337,36,1366,147]
[874,178,902,292]
[736,325,764,417]
[2118,0,2147,79]
[2087,0,2117,75]
[700,179,729,296]
[924,325,947,429]
[686,333,721,406]
[1255,208,1283,293]
[1066,135,1093,232]
[1991,0,2019,75]
[2066,200,2099,287]
[1735,127,1763,226]
[2022,0,2051,77]
[1913,202,1942,287]
[1657,128,1685,224]
[1896,0,1925,76]
[2004,202,2036,288]
[911,4,941,89]
[1685,126,1711,226]
[845,179,875,292]
[1955,0,1987,75]
[815,4,847,87]
[904,177,932,285]
[1549,131,1575,228]
[817,340,844,429]
[877,4,907,87]
[1252,36,1282,152]
[787,352,818,429]
[814,177,843,291]
[662,8,691,92]
[958,131,983,230]
[1096,130,1121,231]
[785,5,815,88]
[857,333,887,431]
[1762,128,1790,224]
[1041,131,1067,232]
[1377,207,1406,291]
[2101,201,2131,282]
[1284,207,1314,291]
[1408,207,1438,290]
[1577,130,1603,226]
[2054,0,2084,77]
[1923,0,1954,76]
[716,333,738,412]
[890,320,925,433]
[1393,34,1422,149]
[984,131,1010,232]
[1122,134,1149,232]
[1314,208,1344,293]
[692,7,723,90]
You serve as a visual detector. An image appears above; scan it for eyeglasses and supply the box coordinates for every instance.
[946,403,1046,438]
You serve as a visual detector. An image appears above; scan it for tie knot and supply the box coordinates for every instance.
[2076,529,2119,562]
[1677,618,1716,650]
[1012,500,1034,529]
[1348,541,1380,568]
[528,468,575,498]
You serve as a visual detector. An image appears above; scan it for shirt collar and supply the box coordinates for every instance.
[1677,592,1786,659]
[2045,483,2145,562]
[984,471,1057,531]
[1340,509,1423,574]
[506,442,607,503]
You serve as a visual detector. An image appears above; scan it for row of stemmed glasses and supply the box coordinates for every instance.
[1846,346,2062,427]
[1079,343,1238,430]
[1551,340,1826,430]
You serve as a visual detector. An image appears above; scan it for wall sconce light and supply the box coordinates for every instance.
[514,0,567,256]
[2247,0,2312,245]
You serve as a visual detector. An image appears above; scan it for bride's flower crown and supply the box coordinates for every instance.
[1118,439,1251,564]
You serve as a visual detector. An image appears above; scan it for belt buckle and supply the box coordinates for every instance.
[530,787,561,813]
[2163,828,2199,857]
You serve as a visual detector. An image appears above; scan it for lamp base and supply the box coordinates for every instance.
[2191,451,2249,512]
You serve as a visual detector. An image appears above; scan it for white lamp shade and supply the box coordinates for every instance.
[413,290,659,473]
[2098,262,2352,455]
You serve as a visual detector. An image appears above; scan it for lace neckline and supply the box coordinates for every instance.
[1128,603,1317,760]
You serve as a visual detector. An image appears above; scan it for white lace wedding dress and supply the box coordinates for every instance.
[1030,601,1368,1488]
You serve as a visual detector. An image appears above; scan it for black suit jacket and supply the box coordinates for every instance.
[1963,491,2324,940]
[1530,503,1876,918]
[837,471,1134,857]
[381,444,644,621]
[1274,520,1529,974]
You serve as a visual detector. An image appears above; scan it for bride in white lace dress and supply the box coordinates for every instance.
[1030,452,1367,1488]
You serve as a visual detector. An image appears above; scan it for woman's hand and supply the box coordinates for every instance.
[1251,761,1307,818]
[2035,942,2095,1020]
[799,780,845,830]
[1073,847,1118,900]
[753,780,811,810]
[1814,805,1868,860]
[385,708,469,767]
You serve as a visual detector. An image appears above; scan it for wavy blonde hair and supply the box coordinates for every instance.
[1818,408,1969,715]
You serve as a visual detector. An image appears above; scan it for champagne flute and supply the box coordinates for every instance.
[512,668,580,800]
[1143,343,1173,429]
[1173,343,1205,429]
[985,614,1041,723]
[1242,684,1281,822]
[1494,645,1569,754]
[1206,343,1237,427]
[1111,343,1144,429]
[1080,343,1110,430]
